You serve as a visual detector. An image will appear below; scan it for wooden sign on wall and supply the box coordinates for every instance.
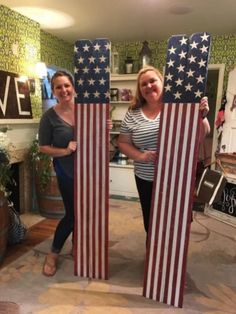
[0,70,32,119]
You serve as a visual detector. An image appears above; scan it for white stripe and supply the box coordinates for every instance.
[83,105,88,276]
[76,105,81,275]
[89,105,94,277]
[101,103,106,278]
[95,103,100,278]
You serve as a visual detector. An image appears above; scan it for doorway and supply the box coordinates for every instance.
[202,64,225,166]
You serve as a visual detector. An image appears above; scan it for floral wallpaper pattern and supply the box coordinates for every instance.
[0,5,73,118]
[1,4,236,117]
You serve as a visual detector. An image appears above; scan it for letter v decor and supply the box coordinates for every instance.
[74,38,110,279]
[143,33,212,307]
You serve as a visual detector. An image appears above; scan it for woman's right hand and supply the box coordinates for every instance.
[139,150,157,163]
[67,141,77,154]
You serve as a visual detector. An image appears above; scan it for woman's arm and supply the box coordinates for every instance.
[118,133,156,163]
[39,141,77,158]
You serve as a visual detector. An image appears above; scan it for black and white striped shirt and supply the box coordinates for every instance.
[120,108,160,181]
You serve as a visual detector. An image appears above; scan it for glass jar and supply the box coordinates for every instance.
[139,41,152,68]
[125,56,134,74]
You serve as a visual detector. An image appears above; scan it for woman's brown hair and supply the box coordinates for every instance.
[130,66,164,109]
[51,70,74,91]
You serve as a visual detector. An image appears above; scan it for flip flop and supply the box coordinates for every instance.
[42,255,57,277]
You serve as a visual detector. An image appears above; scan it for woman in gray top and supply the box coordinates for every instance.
[39,70,77,276]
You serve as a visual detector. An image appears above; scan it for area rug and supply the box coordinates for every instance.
[0,199,236,314]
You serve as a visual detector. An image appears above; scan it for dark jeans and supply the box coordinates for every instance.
[135,175,153,235]
[51,175,74,253]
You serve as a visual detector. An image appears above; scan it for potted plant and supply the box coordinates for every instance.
[29,136,65,218]
[0,128,14,263]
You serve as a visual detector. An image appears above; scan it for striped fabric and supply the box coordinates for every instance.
[74,39,110,279]
[143,33,211,307]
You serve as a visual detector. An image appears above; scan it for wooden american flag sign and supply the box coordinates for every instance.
[143,32,211,307]
[74,38,110,279]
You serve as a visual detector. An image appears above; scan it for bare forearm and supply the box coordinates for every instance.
[118,142,143,162]
[39,144,75,158]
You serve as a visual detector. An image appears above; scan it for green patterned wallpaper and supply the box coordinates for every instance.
[0,5,42,117]
[1,3,236,111]
[40,31,73,73]
[0,5,74,118]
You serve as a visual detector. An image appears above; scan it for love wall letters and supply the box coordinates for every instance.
[0,70,32,119]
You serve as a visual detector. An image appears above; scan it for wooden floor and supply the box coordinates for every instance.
[0,218,58,269]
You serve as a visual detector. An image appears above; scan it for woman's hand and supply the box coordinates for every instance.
[67,141,77,154]
[199,96,209,118]
[107,119,113,130]
[139,150,157,163]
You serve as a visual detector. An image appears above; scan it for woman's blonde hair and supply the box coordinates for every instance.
[130,66,164,109]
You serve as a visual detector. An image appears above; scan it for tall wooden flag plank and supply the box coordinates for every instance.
[143,33,211,307]
[74,39,110,279]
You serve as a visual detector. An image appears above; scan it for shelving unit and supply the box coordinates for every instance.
[109,74,138,198]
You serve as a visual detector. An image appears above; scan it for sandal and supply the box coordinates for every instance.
[42,254,57,277]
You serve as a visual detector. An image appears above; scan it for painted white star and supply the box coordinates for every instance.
[174,91,182,99]
[99,55,106,63]
[74,46,78,52]
[74,67,78,74]
[186,69,195,77]
[94,66,101,74]
[200,45,208,53]
[88,56,95,63]
[94,43,101,51]
[194,90,202,98]
[185,83,193,91]
[78,57,84,64]
[200,33,210,42]
[190,41,198,49]
[104,66,110,73]
[179,50,187,59]
[179,37,188,45]
[188,55,197,63]
[83,91,90,98]
[88,78,95,85]
[177,64,185,72]
[99,77,106,85]
[175,78,183,86]
[164,83,172,92]
[198,58,206,68]
[83,44,90,52]
[105,42,111,50]
[167,59,175,67]
[168,46,176,54]
[82,67,89,74]
[196,75,204,83]
[74,92,78,98]
[104,91,110,98]
[77,78,84,86]
[93,91,100,98]
[165,73,173,81]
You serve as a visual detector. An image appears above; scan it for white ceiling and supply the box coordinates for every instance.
[1,0,236,44]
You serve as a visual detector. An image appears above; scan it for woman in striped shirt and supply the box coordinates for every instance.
[118,66,210,237]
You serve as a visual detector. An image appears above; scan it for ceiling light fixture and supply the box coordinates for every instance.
[12,6,74,29]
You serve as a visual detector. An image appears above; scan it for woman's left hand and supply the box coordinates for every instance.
[107,119,113,130]
[199,96,209,118]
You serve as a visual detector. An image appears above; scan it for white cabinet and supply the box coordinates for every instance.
[109,74,138,198]
[110,163,138,198]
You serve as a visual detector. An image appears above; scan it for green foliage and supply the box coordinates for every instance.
[0,147,15,197]
[29,139,52,191]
